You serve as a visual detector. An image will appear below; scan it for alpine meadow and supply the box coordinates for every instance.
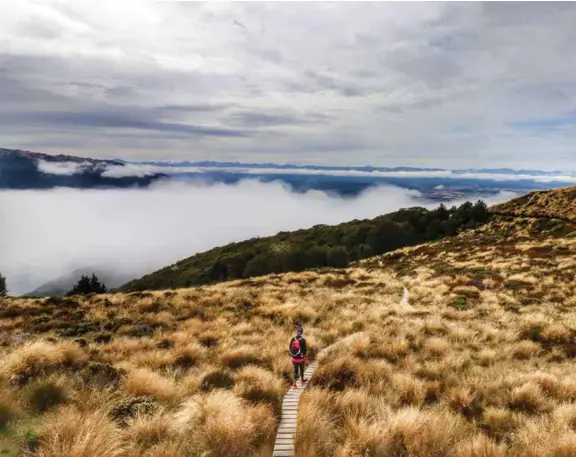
[2,2,576,457]
[1,187,576,456]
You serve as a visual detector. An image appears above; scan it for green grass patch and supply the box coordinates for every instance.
[450,295,469,310]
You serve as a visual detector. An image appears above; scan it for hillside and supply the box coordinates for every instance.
[1,186,576,456]
[125,186,576,294]
[121,200,491,292]
[491,185,576,222]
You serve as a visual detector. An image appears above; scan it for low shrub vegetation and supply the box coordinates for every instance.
[122,201,491,292]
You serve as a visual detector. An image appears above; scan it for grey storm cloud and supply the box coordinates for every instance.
[157,104,229,113]
[223,110,333,128]
[1,2,576,169]
[6,110,248,137]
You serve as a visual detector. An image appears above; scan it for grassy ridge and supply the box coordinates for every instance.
[2,186,576,456]
[1,213,576,456]
[491,185,576,222]
[121,201,490,292]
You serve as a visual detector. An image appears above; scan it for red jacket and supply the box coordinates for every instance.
[289,335,307,363]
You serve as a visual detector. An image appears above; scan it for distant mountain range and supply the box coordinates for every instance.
[127,158,576,178]
[2,147,576,200]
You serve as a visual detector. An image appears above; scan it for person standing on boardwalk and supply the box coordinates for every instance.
[289,326,308,389]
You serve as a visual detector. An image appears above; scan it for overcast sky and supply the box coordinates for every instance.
[1,2,576,170]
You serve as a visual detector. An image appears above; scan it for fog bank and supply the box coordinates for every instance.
[0,180,517,295]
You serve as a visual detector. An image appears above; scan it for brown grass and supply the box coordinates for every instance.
[541,323,572,344]
[233,365,284,416]
[172,390,275,456]
[453,435,507,457]
[33,407,124,457]
[122,368,179,403]
[512,340,541,360]
[1,340,87,385]
[0,204,576,455]
[491,185,576,222]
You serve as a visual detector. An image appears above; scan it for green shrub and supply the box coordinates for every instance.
[57,322,100,337]
[26,381,68,413]
[199,369,235,391]
[24,430,39,453]
[93,333,113,344]
[0,403,14,432]
[121,201,492,292]
[109,397,158,425]
[81,362,125,388]
[450,295,469,310]
[0,272,7,297]
[326,246,350,268]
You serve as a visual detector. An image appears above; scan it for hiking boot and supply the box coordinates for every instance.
[301,378,308,385]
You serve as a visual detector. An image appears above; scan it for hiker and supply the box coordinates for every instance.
[289,326,308,389]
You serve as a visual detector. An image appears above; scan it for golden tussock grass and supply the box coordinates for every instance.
[541,323,572,344]
[512,340,541,360]
[0,341,87,385]
[0,211,576,455]
[219,345,266,370]
[508,382,551,414]
[172,390,275,457]
[233,365,285,416]
[122,368,179,403]
[423,337,451,357]
[33,407,124,457]
[452,434,507,457]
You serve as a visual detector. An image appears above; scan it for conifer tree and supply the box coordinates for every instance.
[66,273,108,296]
[0,273,7,297]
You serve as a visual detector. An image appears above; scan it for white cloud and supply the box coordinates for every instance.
[0,181,516,295]
[36,159,90,175]
[100,163,161,178]
[102,162,576,184]
[1,3,576,169]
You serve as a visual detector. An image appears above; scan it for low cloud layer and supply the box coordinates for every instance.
[36,159,576,184]
[0,181,517,295]
[36,159,91,176]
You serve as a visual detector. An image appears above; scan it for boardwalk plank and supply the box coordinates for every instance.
[272,334,361,457]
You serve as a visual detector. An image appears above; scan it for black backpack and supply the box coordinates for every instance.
[289,336,303,358]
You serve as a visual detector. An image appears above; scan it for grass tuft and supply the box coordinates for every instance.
[33,407,124,457]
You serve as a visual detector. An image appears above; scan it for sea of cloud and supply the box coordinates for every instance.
[36,159,576,183]
[0,180,518,295]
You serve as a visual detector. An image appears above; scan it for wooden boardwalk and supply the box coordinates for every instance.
[271,334,361,457]
[271,349,325,457]
[272,287,408,456]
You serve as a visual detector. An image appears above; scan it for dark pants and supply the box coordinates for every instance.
[293,361,305,381]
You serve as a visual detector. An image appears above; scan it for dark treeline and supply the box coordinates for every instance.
[122,201,490,292]
[0,272,6,297]
[66,274,108,296]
